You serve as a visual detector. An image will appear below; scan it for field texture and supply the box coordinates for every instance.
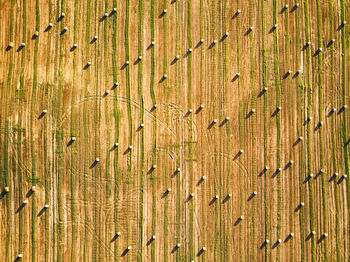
[0,0,350,261]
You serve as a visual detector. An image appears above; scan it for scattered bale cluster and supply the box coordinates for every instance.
[4,3,349,260]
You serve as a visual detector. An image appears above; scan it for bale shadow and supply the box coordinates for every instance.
[232,11,240,19]
[37,206,48,217]
[292,71,301,79]
[196,177,205,186]
[171,245,180,254]
[134,57,141,65]
[293,138,302,147]
[231,74,240,82]
[60,29,67,36]
[221,195,231,204]
[161,190,170,199]
[283,162,292,171]
[6,45,13,51]
[197,248,205,257]
[337,106,346,115]
[260,241,269,249]
[305,232,315,241]
[67,139,74,147]
[120,247,130,257]
[70,45,77,52]
[183,110,192,118]
[314,169,323,179]
[317,235,326,244]
[184,194,193,203]
[147,166,156,175]
[244,28,253,36]
[109,9,117,17]
[259,167,268,177]
[233,151,243,160]
[269,26,277,34]
[327,109,336,117]
[337,23,346,31]
[207,41,216,50]
[294,203,303,212]
[207,120,217,129]
[284,234,293,243]
[313,49,322,57]
[183,49,192,58]
[57,15,64,22]
[303,118,312,126]
[83,63,91,70]
[303,175,313,184]
[90,160,99,169]
[146,237,155,246]
[38,111,46,119]
[272,240,281,249]
[16,45,24,52]
[150,105,157,112]
[120,62,128,70]
[99,15,107,22]
[279,6,287,14]
[110,233,120,243]
[314,122,322,131]
[219,33,228,42]
[26,189,34,198]
[170,57,179,65]
[327,40,335,48]
[195,40,204,49]
[290,5,298,13]
[302,43,310,51]
[159,10,166,18]
[234,217,243,226]
[247,192,256,201]
[44,25,53,32]
[102,91,110,98]
[219,119,228,127]
[171,169,179,178]
[271,168,281,178]
[245,110,254,119]
[282,72,291,80]
[90,38,98,44]
[0,190,7,199]
[258,89,266,98]
[195,106,204,114]
[136,125,144,132]
[209,196,218,206]
[16,203,27,214]
[159,75,167,83]
[147,43,154,50]
[337,176,346,184]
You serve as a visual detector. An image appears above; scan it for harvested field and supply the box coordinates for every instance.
[0,0,349,261]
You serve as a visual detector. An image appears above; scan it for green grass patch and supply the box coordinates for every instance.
[70,0,80,260]
[272,0,283,257]
[295,3,306,260]
[315,0,328,260]
[137,0,145,257]
[328,1,341,260]
[150,1,157,261]
[340,2,350,247]
[30,0,40,259]
[4,1,16,261]
[303,1,316,260]
[83,1,92,261]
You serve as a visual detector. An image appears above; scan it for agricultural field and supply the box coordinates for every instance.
[0,0,350,261]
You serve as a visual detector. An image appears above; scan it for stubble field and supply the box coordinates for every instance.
[0,0,349,261]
